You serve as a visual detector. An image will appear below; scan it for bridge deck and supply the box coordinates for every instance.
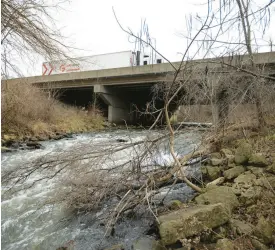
[3,52,275,89]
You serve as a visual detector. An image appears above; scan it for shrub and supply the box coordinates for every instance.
[1,81,103,138]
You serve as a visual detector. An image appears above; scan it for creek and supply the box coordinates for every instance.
[1,129,203,250]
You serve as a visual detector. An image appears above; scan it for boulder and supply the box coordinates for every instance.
[234,142,252,165]
[250,239,269,250]
[248,153,268,167]
[220,148,235,164]
[195,186,239,213]
[253,216,275,244]
[234,173,256,185]
[215,239,234,250]
[210,158,226,166]
[205,166,221,180]
[224,166,245,180]
[158,203,230,245]
[232,173,257,196]
[230,219,254,235]
[239,186,262,205]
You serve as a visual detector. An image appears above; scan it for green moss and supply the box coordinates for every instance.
[169,200,182,210]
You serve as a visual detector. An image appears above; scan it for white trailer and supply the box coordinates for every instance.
[42,50,162,75]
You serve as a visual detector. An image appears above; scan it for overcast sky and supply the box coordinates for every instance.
[23,0,275,76]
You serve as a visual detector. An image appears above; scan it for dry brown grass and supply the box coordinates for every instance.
[1,81,103,139]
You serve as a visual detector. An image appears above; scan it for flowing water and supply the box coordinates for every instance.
[1,129,203,250]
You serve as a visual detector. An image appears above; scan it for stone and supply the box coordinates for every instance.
[205,166,221,180]
[224,166,245,180]
[158,204,230,245]
[206,177,225,189]
[227,163,236,169]
[195,186,239,213]
[232,173,257,196]
[234,142,252,165]
[152,183,195,205]
[248,153,268,167]
[215,239,234,250]
[234,173,257,185]
[266,163,275,175]
[230,219,254,235]
[253,216,275,244]
[36,135,49,141]
[250,239,269,250]
[26,142,43,149]
[132,237,166,250]
[64,133,73,139]
[220,148,233,156]
[29,137,38,141]
[247,166,264,176]
[239,186,262,205]
[210,152,222,159]
[210,158,226,166]
[116,139,128,143]
[220,148,235,164]
[255,176,275,189]
[53,135,65,140]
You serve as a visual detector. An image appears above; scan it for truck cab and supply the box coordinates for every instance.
[134,49,163,66]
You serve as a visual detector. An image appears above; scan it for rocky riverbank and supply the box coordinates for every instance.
[1,121,121,152]
[105,133,275,250]
[1,132,75,152]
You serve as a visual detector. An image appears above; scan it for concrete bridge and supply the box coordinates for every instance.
[4,52,275,124]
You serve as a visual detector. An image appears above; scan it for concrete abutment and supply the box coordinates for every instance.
[94,85,131,124]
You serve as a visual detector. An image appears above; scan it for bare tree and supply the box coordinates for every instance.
[193,0,275,129]
[112,0,222,194]
[112,0,275,192]
[1,0,69,78]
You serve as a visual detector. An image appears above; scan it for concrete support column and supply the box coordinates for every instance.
[108,106,129,124]
[94,85,130,123]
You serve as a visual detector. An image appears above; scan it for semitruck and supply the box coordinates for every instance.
[42,50,163,75]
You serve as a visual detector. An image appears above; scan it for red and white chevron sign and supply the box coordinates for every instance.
[42,63,55,75]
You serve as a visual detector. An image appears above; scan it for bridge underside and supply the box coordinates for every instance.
[24,52,273,125]
[54,83,168,125]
